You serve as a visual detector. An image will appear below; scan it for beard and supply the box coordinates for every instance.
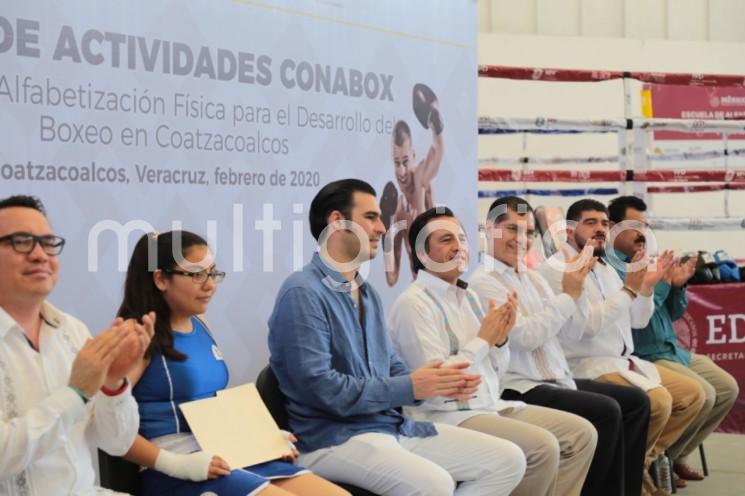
[575,232,606,257]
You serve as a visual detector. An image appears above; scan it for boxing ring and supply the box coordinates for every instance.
[477,65,745,433]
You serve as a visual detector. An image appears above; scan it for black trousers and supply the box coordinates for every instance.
[503,380,650,496]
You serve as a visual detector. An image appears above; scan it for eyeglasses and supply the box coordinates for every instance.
[163,269,226,284]
[0,232,66,255]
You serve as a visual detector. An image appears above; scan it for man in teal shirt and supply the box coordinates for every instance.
[607,196,739,484]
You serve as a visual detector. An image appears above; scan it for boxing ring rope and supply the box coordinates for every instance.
[478,65,745,87]
[478,148,745,166]
[478,169,745,183]
[478,66,745,230]
[479,116,745,134]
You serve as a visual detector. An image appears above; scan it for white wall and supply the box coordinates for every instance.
[479,0,745,43]
[477,33,745,259]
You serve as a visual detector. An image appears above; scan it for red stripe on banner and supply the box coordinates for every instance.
[479,168,745,183]
[648,184,745,193]
[478,65,745,87]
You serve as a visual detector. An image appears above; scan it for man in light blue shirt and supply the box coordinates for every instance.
[268,179,526,496]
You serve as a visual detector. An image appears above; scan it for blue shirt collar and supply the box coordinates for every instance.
[605,247,630,264]
[311,252,367,292]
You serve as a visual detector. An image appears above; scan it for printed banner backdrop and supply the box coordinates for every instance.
[674,283,745,433]
[647,84,745,140]
[0,1,478,384]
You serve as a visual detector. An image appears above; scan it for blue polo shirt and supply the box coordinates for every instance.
[268,253,436,452]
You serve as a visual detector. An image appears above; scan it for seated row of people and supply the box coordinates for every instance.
[0,181,736,496]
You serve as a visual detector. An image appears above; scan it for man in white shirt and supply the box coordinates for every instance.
[0,195,154,496]
[389,206,597,496]
[539,199,705,496]
[470,196,651,496]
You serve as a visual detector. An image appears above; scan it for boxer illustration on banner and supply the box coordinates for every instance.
[381,83,444,286]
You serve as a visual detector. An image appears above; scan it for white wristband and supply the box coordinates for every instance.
[154,449,213,481]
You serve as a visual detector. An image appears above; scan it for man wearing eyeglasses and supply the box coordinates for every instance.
[0,195,154,495]
[470,196,652,496]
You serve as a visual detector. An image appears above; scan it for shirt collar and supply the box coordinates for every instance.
[605,248,629,263]
[481,253,526,275]
[311,252,367,293]
[415,269,468,295]
[0,301,63,340]
[563,244,579,257]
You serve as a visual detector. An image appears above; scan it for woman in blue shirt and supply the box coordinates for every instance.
[117,230,349,496]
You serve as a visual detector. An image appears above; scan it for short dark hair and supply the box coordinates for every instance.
[608,195,647,223]
[566,199,608,223]
[486,196,534,225]
[309,179,376,241]
[392,120,411,147]
[408,206,456,274]
[0,195,46,215]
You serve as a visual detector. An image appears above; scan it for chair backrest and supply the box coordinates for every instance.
[98,449,139,494]
[255,365,290,431]
[254,365,381,496]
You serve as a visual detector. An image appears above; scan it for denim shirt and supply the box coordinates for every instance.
[608,249,692,366]
[268,253,436,452]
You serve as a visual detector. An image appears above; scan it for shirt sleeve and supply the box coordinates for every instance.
[630,292,655,329]
[665,285,689,321]
[271,287,415,417]
[387,337,413,378]
[487,342,510,377]
[0,387,88,479]
[87,386,139,456]
[69,316,139,457]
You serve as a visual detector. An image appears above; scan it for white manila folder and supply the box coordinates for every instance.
[179,383,289,469]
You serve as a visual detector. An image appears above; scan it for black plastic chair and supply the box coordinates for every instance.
[699,443,709,476]
[98,449,140,494]
[255,365,380,496]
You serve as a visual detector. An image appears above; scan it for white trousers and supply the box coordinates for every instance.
[297,423,526,496]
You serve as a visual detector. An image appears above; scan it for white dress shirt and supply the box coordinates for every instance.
[470,254,579,393]
[388,270,525,426]
[538,248,661,390]
[0,302,139,496]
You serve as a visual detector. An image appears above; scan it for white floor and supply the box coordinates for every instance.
[673,433,745,496]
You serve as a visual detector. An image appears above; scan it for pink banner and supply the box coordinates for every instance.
[649,85,745,140]
[674,283,745,434]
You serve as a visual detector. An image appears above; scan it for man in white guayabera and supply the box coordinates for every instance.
[0,194,154,496]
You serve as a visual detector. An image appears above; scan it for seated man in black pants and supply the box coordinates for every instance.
[470,196,651,496]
